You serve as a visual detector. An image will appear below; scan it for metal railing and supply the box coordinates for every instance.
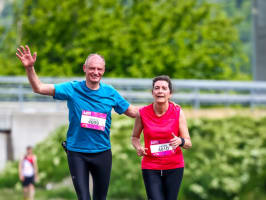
[0,76,266,108]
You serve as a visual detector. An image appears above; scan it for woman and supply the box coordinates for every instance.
[19,146,38,200]
[131,75,192,200]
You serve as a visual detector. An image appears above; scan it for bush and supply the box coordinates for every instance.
[183,117,266,200]
[0,115,265,200]
[108,115,266,200]
[0,126,69,188]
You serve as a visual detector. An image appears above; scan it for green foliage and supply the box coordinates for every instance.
[214,0,252,78]
[109,115,266,199]
[0,187,76,200]
[183,116,266,199]
[0,126,69,188]
[40,187,76,199]
[1,115,265,199]
[0,161,19,188]
[0,0,249,80]
[108,115,146,199]
[34,126,69,185]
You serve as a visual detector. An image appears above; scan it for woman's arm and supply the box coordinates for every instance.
[131,112,147,156]
[170,109,192,149]
[178,109,192,149]
[33,155,39,181]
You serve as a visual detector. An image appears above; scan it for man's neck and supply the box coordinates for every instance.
[86,81,100,90]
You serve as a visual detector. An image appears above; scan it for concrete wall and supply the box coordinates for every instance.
[0,102,68,170]
[11,111,68,160]
[0,132,7,170]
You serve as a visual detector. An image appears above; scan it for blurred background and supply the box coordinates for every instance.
[0,0,266,199]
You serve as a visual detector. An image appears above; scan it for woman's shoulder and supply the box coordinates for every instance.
[169,102,181,117]
[169,101,181,108]
[140,103,153,113]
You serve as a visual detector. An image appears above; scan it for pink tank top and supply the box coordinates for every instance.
[139,102,184,170]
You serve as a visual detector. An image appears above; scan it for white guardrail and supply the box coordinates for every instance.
[0,76,266,108]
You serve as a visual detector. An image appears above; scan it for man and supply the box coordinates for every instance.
[16,45,138,200]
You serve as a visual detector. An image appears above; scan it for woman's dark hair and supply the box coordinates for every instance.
[152,75,173,93]
[26,146,32,150]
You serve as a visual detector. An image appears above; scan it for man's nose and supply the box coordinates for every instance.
[93,69,99,74]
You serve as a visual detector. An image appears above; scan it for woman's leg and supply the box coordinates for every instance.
[142,169,165,200]
[23,186,29,200]
[163,168,184,200]
[28,184,35,200]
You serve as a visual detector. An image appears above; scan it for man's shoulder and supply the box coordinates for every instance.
[71,80,83,86]
[55,80,83,88]
[100,82,117,92]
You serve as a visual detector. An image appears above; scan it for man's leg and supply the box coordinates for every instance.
[89,149,112,200]
[67,151,91,200]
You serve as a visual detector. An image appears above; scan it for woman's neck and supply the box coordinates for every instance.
[153,102,169,117]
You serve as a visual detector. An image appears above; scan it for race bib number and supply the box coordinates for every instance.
[150,140,174,157]
[80,110,107,131]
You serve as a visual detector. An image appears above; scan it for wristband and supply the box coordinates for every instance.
[179,137,185,147]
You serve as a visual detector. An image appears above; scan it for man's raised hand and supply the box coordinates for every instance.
[16,45,37,68]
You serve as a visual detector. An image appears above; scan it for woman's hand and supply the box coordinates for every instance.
[19,175,24,181]
[35,174,39,183]
[170,133,182,149]
[135,146,148,157]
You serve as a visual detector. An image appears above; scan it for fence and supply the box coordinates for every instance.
[0,76,266,109]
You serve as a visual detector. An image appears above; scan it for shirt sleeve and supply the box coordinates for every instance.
[113,90,130,114]
[53,82,74,100]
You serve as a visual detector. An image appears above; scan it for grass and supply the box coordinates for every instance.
[0,187,76,200]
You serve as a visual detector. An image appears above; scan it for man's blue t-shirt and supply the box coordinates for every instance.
[54,80,130,153]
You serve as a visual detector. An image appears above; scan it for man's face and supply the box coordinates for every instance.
[83,56,105,84]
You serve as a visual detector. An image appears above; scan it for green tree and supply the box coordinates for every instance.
[212,0,252,79]
[0,0,249,79]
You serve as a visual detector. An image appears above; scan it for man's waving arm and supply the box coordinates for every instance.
[16,45,55,96]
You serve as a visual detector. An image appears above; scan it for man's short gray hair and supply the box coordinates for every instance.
[84,53,105,66]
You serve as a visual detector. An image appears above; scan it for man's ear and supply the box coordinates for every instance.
[83,64,86,72]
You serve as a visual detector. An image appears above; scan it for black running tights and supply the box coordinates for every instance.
[67,149,112,200]
[142,168,184,200]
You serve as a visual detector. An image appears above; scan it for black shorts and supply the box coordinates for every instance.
[22,176,35,187]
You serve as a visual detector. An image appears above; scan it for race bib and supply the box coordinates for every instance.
[150,140,175,157]
[80,110,107,131]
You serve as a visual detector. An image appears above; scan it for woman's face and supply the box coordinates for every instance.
[26,148,33,155]
[152,80,172,103]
